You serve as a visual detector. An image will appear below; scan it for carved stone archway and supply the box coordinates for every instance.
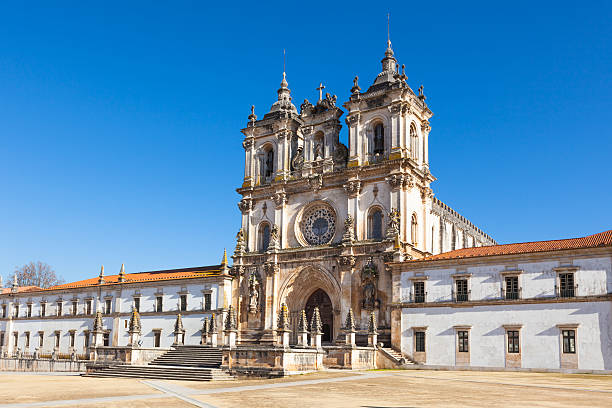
[278,265,341,343]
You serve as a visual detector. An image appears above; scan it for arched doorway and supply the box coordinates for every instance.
[305,289,333,343]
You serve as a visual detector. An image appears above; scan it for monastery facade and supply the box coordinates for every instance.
[1,40,611,373]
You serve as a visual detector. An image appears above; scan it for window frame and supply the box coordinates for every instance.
[457,330,469,353]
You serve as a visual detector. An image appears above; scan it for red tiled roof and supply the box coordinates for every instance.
[45,265,223,291]
[0,286,41,294]
[415,229,612,262]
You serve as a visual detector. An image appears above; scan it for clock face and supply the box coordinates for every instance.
[301,205,336,245]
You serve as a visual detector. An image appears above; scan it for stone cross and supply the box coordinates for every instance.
[317,83,325,101]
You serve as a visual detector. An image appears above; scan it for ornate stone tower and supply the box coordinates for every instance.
[231,40,495,346]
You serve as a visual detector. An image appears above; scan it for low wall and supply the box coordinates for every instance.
[0,358,87,372]
[323,346,377,369]
[93,346,168,365]
[222,346,325,377]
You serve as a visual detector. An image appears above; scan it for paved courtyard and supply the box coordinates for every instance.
[1,370,612,407]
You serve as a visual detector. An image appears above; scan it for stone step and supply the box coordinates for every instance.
[84,365,233,381]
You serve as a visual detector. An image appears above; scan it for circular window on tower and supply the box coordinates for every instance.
[300,204,337,246]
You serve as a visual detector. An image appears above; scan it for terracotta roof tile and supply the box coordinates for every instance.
[0,286,42,294]
[415,229,612,262]
[45,265,223,291]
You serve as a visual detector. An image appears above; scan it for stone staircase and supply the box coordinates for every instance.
[84,346,233,381]
[380,347,416,366]
[150,345,223,368]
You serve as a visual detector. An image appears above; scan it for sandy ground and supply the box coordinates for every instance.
[0,370,611,407]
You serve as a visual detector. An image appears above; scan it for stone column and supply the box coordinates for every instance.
[345,113,360,167]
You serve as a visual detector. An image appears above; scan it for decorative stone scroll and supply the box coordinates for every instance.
[341,215,355,245]
[238,198,252,214]
[343,181,361,197]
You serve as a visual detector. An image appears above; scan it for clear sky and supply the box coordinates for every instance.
[1,1,611,285]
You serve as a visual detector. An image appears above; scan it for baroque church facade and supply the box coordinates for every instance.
[2,39,610,374]
[231,39,495,346]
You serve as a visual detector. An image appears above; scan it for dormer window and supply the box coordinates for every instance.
[373,124,384,156]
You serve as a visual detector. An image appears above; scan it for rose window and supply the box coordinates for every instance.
[301,205,336,245]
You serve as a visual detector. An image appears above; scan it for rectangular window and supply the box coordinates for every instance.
[456,280,468,302]
[180,295,187,312]
[55,332,61,348]
[57,303,63,317]
[25,332,30,348]
[458,330,469,352]
[2,305,6,318]
[39,332,44,348]
[0,332,4,347]
[86,300,92,315]
[156,297,163,313]
[27,304,32,318]
[72,301,78,316]
[562,330,576,354]
[105,299,112,314]
[154,331,161,348]
[507,330,520,353]
[204,293,212,310]
[134,298,140,312]
[505,276,519,300]
[559,273,575,297]
[14,305,19,318]
[103,332,110,347]
[415,331,426,352]
[13,332,18,349]
[84,332,90,349]
[41,303,46,317]
[413,282,425,303]
[69,332,75,348]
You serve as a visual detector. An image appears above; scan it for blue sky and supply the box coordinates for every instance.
[1,1,611,284]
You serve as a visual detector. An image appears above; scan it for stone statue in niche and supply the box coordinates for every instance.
[291,146,304,171]
[314,143,323,160]
[386,208,401,239]
[361,257,380,310]
[248,272,260,314]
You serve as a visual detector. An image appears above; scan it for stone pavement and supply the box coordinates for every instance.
[0,370,611,407]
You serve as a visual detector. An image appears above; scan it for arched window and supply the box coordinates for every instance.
[263,147,274,180]
[451,225,456,251]
[373,123,384,156]
[368,208,383,240]
[411,213,418,245]
[410,124,419,160]
[258,222,271,252]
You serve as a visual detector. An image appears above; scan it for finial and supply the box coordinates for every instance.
[345,308,356,331]
[98,265,105,284]
[351,76,361,94]
[118,263,126,282]
[248,105,257,122]
[12,274,18,288]
[317,82,325,101]
[0,275,3,288]
[221,248,228,267]
[418,85,426,101]
[387,12,390,45]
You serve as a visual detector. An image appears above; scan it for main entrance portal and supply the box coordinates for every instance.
[305,289,333,343]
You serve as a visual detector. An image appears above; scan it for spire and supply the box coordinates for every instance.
[93,310,104,332]
[118,264,126,283]
[310,307,323,334]
[368,311,378,334]
[210,313,218,333]
[174,314,184,333]
[128,308,141,333]
[277,303,290,330]
[221,249,228,268]
[297,309,309,333]
[224,306,237,330]
[344,308,356,332]
[268,69,298,115]
[202,317,210,335]
[98,265,105,285]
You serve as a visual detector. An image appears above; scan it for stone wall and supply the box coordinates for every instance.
[0,357,87,372]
